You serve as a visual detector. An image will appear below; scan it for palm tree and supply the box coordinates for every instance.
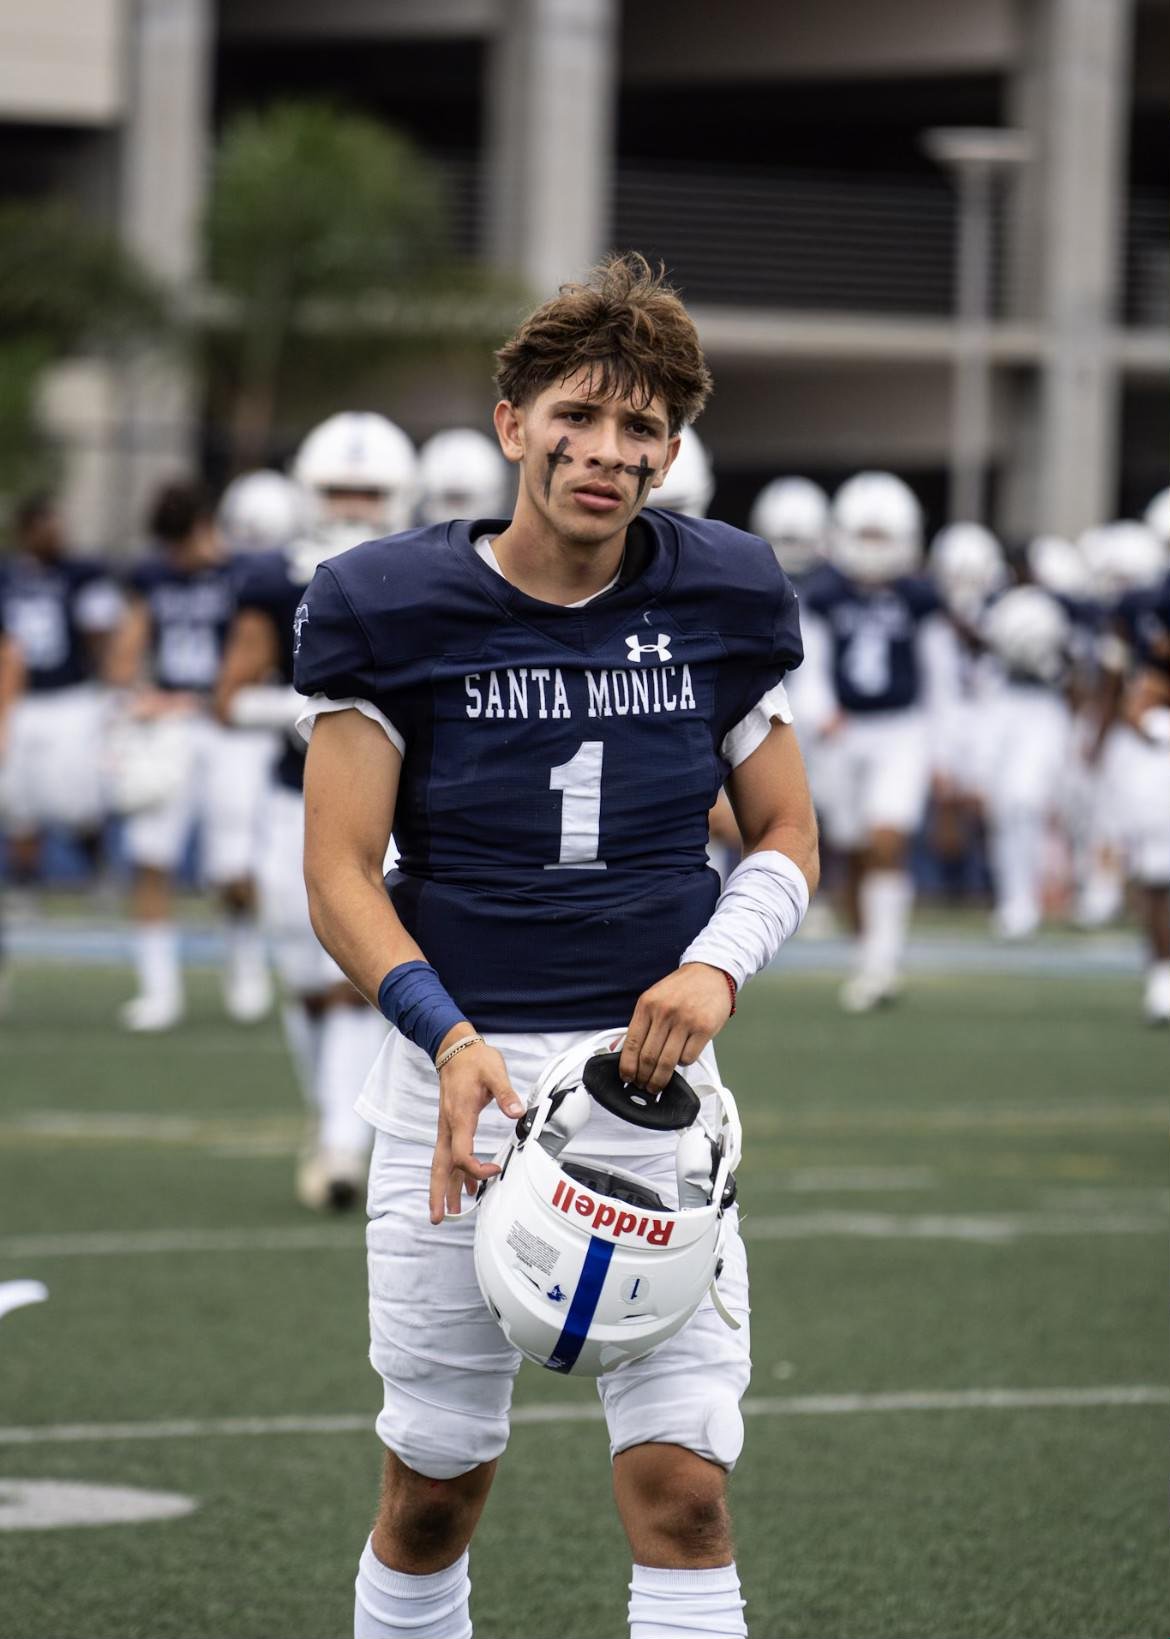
[0,203,169,506]
[202,102,519,472]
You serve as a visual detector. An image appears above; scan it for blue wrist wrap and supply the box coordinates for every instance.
[377,960,467,1062]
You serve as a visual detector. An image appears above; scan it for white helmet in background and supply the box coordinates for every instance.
[471,1031,742,1378]
[749,478,829,576]
[417,428,509,524]
[1026,534,1091,598]
[929,522,1007,621]
[217,470,305,555]
[1078,521,1168,602]
[1143,487,1170,547]
[830,471,923,584]
[982,585,1071,684]
[654,427,715,518]
[291,412,418,571]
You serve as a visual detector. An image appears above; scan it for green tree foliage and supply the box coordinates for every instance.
[203,102,515,470]
[0,204,169,506]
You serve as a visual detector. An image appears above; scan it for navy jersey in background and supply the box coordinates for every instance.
[1116,574,1170,678]
[233,548,310,792]
[294,508,803,1031]
[127,556,237,693]
[0,556,122,691]
[800,562,941,714]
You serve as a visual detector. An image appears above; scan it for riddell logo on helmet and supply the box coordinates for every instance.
[550,1179,674,1245]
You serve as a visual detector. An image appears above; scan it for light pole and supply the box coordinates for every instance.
[922,127,1032,525]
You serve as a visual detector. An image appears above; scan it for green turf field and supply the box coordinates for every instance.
[1,957,1167,1639]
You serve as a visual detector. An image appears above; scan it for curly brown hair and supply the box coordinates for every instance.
[494,252,713,436]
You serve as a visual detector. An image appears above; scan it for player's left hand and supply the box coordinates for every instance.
[619,963,734,1094]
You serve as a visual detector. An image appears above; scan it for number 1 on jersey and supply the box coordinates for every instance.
[547,740,606,869]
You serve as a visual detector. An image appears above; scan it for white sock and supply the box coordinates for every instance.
[628,1562,746,1638]
[280,1000,324,1104]
[990,809,1042,931]
[857,870,912,982]
[224,914,268,988]
[133,923,181,1004]
[355,1538,471,1639]
[317,1005,384,1156]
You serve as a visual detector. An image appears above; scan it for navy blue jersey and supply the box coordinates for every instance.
[294,509,803,1031]
[127,555,236,692]
[0,555,121,691]
[234,548,309,791]
[801,563,941,713]
[1116,575,1170,676]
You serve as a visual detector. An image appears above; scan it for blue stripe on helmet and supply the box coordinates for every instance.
[545,1235,615,1374]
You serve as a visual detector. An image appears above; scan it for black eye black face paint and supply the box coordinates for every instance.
[624,456,654,505]
[544,436,572,502]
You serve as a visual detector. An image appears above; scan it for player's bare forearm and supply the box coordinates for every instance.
[727,720,820,895]
[302,708,420,1002]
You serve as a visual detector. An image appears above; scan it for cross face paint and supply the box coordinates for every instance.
[624,456,655,505]
[544,436,572,502]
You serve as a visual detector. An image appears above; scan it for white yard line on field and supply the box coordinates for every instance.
[1,1204,1164,1262]
[0,1386,1166,1447]
[745,1210,1169,1242]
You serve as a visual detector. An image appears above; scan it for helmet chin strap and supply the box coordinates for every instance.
[709,1275,741,1332]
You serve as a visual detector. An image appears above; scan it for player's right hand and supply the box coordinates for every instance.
[430,1040,523,1225]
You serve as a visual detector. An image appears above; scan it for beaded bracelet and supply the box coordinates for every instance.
[434,1032,486,1072]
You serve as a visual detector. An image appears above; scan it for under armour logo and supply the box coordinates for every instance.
[292,601,309,655]
[625,633,672,663]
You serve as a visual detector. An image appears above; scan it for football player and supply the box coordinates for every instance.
[1086,519,1170,1020]
[105,481,272,1031]
[416,428,510,525]
[0,602,26,1015]
[800,472,950,1010]
[0,493,124,886]
[979,585,1075,940]
[214,413,412,1207]
[295,254,818,1639]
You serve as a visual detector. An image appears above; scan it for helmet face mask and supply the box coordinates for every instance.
[470,1032,741,1377]
[749,477,829,575]
[830,471,923,584]
[290,412,418,560]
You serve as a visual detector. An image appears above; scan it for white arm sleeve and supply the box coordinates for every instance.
[720,682,792,769]
[679,850,811,990]
[295,694,405,757]
[229,685,308,732]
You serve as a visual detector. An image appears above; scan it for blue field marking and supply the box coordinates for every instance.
[545,1236,614,1373]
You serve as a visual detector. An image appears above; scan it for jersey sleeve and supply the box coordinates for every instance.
[292,560,380,701]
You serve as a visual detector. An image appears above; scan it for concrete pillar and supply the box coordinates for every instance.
[1005,0,1134,537]
[114,0,213,544]
[486,0,617,299]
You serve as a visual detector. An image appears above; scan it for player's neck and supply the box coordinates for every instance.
[490,505,626,607]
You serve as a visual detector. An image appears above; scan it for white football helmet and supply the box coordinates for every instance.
[471,1031,742,1378]
[748,477,829,576]
[217,470,306,555]
[1026,534,1091,598]
[830,472,923,583]
[290,411,418,575]
[929,522,1007,621]
[1143,487,1170,547]
[982,585,1071,684]
[417,428,509,524]
[653,427,715,518]
[1078,521,1169,601]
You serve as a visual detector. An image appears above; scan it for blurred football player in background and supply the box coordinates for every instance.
[652,424,715,518]
[105,481,272,1031]
[215,412,409,1207]
[0,492,124,888]
[801,471,951,1010]
[416,427,510,525]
